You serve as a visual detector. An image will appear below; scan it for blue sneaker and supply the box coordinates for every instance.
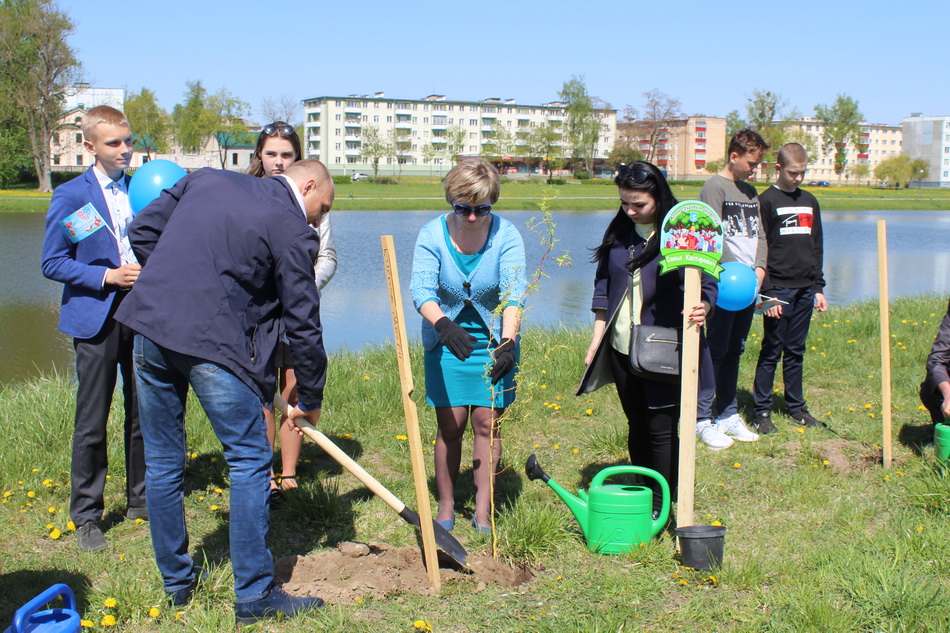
[235,583,324,624]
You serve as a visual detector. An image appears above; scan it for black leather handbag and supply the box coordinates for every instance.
[629,324,682,383]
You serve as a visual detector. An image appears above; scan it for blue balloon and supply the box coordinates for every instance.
[129,159,187,214]
[716,262,758,311]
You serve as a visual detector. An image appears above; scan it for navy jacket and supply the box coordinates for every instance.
[115,168,327,408]
[41,166,131,339]
[578,212,718,410]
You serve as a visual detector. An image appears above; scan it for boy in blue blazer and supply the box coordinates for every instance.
[41,105,146,552]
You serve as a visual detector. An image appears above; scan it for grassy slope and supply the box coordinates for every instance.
[1,297,949,631]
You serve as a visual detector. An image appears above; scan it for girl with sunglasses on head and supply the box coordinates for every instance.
[577,161,717,518]
[250,121,338,501]
[410,157,526,533]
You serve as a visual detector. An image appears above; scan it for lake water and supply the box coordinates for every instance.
[3,208,950,386]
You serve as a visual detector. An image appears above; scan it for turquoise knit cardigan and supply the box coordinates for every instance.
[410,214,527,352]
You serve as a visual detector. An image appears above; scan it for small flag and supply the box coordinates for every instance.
[61,203,106,243]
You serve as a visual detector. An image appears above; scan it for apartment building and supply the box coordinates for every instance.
[902,114,950,188]
[301,93,617,176]
[616,116,726,180]
[785,116,902,183]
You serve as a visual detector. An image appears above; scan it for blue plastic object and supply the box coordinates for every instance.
[129,159,187,214]
[4,584,80,633]
[716,261,758,311]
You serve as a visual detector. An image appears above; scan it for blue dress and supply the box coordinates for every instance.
[423,217,518,408]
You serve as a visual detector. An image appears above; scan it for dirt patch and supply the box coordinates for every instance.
[779,438,882,474]
[275,542,533,603]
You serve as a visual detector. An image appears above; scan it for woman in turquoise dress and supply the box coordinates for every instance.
[410,158,526,533]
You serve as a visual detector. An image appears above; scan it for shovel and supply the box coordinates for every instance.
[273,395,469,568]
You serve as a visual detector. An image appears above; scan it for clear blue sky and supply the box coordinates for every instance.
[59,0,947,126]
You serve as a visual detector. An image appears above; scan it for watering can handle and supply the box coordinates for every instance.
[10,584,77,633]
[590,465,669,492]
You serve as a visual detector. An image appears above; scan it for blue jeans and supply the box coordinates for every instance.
[701,303,755,419]
[133,335,273,603]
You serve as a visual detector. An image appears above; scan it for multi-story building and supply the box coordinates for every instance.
[301,93,617,176]
[784,116,902,184]
[902,114,950,188]
[616,116,726,180]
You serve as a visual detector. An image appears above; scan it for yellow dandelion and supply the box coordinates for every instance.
[46,523,54,529]
[343,433,353,439]
[553,444,560,450]
[43,479,53,487]
[413,620,432,632]
[869,413,876,418]
[27,491,35,498]
[81,620,94,628]
[214,488,223,494]
[822,460,829,466]
[67,521,76,531]
[210,457,217,463]
[363,375,370,380]
[679,578,688,585]
[210,505,219,511]
[884,474,891,481]
[396,434,408,440]
[2,492,10,498]
[148,607,160,618]
[553,404,561,410]
[810,346,817,350]
[572,448,579,454]
[175,612,183,620]
[711,520,722,526]
[48,506,56,513]
[708,575,718,583]
[540,384,547,389]
[118,553,126,561]
[541,369,547,374]
[864,403,872,409]
[198,496,205,501]
[101,615,116,626]
[135,518,144,525]
[849,407,855,412]
[796,428,805,434]
[104,598,117,608]
[585,409,593,415]
[533,444,539,448]
[917,526,924,532]
[733,462,740,469]
[31,468,39,473]
[50,528,62,540]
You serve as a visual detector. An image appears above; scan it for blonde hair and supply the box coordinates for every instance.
[443,157,500,205]
[82,105,129,141]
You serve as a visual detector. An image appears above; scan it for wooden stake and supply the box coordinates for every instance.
[676,266,702,528]
[877,220,893,468]
[381,235,441,591]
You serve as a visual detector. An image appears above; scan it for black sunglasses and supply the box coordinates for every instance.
[452,203,493,217]
[262,122,295,137]
[617,163,652,184]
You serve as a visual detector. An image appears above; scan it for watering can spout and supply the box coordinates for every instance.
[525,454,590,536]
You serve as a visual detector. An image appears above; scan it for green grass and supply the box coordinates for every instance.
[2,297,950,631]
[6,181,950,213]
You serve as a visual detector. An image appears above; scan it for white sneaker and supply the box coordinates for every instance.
[696,419,734,450]
[716,413,760,442]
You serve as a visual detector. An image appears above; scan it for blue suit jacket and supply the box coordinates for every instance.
[114,168,327,408]
[41,166,130,339]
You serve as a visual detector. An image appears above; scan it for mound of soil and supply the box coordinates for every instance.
[779,438,882,473]
[275,542,533,603]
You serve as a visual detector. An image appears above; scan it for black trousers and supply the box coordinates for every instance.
[608,346,678,512]
[753,285,816,414]
[70,301,146,526]
[919,381,945,426]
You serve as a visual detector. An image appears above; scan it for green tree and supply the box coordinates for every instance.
[0,0,80,192]
[910,158,930,188]
[849,163,870,186]
[388,128,411,179]
[559,76,600,172]
[725,110,746,139]
[444,124,467,164]
[359,124,389,177]
[482,120,515,168]
[874,154,912,188]
[208,89,250,169]
[420,142,439,177]
[705,157,727,174]
[125,87,170,159]
[605,144,643,171]
[0,118,32,187]
[814,94,863,181]
[530,122,563,178]
[172,81,218,153]
[745,90,798,180]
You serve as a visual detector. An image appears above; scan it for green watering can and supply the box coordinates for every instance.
[525,454,670,555]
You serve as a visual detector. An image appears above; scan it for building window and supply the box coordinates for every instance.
[335,143,341,150]
[76,154,83,165]
[335,114,341,121]
[386,116,392,123]
[232,152,239,165]
[335,129,341,136]
[335,157,341,163]
[347,156,359,163]
[75,133,82,143]
[53,155,60,165]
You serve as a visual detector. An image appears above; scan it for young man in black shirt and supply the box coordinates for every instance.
[752,143,828,432]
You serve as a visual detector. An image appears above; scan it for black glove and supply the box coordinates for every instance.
[489,338,516,385]
[435,316,477,361]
